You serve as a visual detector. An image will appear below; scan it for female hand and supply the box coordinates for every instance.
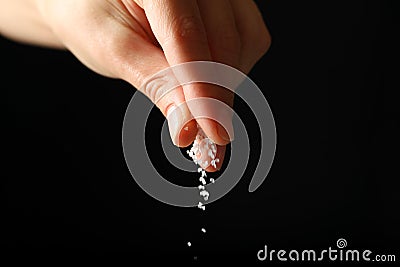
[36,0,271,171]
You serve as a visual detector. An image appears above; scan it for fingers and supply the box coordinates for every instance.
[193,0,241,147]
[141,0,210,62]
[197,0,240,68]
[230,0,271,73]
[125,42,198,147]
[101,18,197,147]
[140,0,234,146]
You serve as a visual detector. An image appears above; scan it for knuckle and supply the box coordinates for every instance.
[142,76,168,104]
[254,28,272,57]
[171,15,206,39]
[141,74,176,105]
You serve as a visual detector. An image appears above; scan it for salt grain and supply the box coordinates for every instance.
[197,202,205,210]
[200,190,209,201]
[201,228,206,233]
[199,177,206,185]
[210,178,215,183]
[210,160,216,168]
[187,242,191,247]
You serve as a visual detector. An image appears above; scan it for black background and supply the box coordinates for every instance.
[2,0,399,264]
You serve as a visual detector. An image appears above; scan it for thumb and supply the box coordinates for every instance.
[109,29,197,147]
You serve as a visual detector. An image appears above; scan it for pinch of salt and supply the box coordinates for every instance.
[197,167,203,173]
[201,170,206,177]
[210,178,215,183]
[198,185,205,190]
[199,177,206,185]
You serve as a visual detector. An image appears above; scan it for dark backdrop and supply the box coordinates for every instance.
[3,0,399,264]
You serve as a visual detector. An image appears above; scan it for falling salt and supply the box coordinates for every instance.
[187,242,191,247]
[200,190,209,201]
[186,126,222,252]
[199,177,206,185]
[197,202,205,210]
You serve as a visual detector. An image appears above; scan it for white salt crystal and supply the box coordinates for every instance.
[200,190,209,201]
[197,202,205,210]
[211,160,216,168]
[201,228,206,233]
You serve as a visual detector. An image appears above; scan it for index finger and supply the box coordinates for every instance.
[139,0,233,146]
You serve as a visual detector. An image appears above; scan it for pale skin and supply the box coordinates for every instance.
[0,0,271,172]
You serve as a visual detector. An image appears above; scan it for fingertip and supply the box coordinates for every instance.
[197,119,233,146]
[216,123,232,145]
[204,144,226,172]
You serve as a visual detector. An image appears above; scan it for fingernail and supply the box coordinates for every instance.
[217,124,231,143]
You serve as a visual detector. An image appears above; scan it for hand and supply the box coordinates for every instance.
[37,0,271,171]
